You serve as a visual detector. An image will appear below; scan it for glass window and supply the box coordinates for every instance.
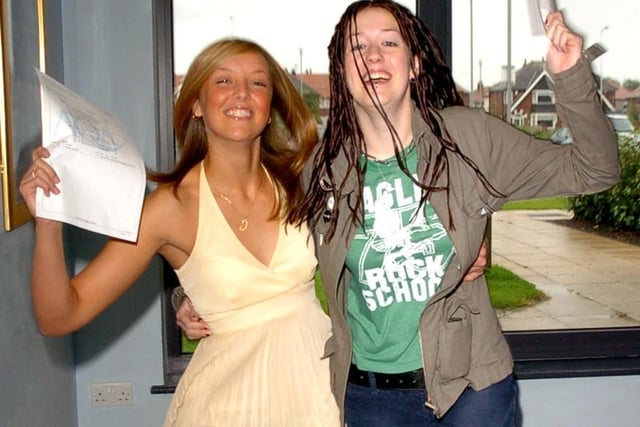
[154,0,640,390]
[156,0,416,388]
[173,0,415,77]
[533,112,555,127]
[450,0,640,379]
[533,89,555,104]
[452,0,640,326]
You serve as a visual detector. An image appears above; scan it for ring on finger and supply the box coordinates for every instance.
[31,168,39,179]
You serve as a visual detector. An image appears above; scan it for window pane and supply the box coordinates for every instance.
[173,0,416,76]
[156,0,640,385]
[452,0,640,331]
[170,0,417,354]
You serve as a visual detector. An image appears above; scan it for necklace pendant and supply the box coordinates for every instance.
[239,217,249,232]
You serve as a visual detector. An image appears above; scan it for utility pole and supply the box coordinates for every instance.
[470,0,474,107]
[299,48,303,95]
[600,26,609,95]
[506,0,512,124]
[479,59,483,109]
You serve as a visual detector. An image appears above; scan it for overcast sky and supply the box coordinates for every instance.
[174,0,639,91]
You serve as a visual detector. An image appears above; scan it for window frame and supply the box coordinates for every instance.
[533,89,555,104]
[319,98,330,109]
[151,0,640,393]
[532,112,556,128]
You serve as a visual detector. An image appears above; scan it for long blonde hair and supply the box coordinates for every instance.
[149,38,318,219]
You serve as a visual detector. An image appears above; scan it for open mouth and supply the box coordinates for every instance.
[224,107,253,119]
[363,71,391,83]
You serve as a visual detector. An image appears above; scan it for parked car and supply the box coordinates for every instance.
[549,126,573,145]
[549,113,638,145]
[607,113,637,142]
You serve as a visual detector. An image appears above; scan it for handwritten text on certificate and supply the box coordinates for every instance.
[35,70,146,242]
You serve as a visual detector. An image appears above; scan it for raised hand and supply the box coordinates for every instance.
[545,11,583,74]
[18,147,60,218]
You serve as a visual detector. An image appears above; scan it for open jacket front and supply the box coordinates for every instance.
[304,57,620,420]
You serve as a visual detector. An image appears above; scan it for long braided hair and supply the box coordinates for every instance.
[290,0,501,240]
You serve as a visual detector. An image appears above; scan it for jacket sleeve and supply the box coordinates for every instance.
[447,57,620,209]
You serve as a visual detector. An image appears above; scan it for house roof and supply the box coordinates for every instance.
[513,60,547,90]
[511,66,552,111]
[618,85,640,100]
[616,85,633,100]
[295,74,330,98]
[489,60,547,92]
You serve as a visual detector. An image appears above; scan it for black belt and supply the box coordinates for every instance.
[348,364,425,389]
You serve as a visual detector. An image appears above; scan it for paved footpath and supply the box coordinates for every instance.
[489,209,640,331]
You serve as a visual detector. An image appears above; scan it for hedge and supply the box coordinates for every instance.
[570,139,640,233]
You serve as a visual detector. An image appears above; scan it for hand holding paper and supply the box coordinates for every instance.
[33,70,146,242]
[527,0,558,36]
[544,10,584,73]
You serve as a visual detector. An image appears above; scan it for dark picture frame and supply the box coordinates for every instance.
[0,0,44,230]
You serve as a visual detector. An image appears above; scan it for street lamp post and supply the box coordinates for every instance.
[506,0,512,124]
[470,0,474,107]
[299,48,303,95]
[600,25,609,93]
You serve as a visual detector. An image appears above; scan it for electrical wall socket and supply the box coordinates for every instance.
[91,382,133,407]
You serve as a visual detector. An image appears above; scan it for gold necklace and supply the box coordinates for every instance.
[210,167,265,232]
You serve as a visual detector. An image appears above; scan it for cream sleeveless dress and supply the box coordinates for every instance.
[163,164,340,427]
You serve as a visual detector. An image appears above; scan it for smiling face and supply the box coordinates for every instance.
[193,52,273,145]
[344,7,415,114]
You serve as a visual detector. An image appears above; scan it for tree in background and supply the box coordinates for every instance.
[303,91,321,124]
[627,101,638,127]
[623,79,640,91]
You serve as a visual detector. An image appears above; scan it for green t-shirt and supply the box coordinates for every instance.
[345,143,454,373]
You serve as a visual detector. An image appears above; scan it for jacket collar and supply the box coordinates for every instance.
[322,104,443,195]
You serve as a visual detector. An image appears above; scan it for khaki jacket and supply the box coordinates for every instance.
[305,57,620,421]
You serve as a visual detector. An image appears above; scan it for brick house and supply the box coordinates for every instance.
[613,83,640,124]
[290,73,330,136]
[489,60,614,129]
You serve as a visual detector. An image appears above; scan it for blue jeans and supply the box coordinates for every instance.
[345,374,517,427]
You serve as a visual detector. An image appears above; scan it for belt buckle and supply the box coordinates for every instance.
[348,364,425,389]
[377,369,424,389]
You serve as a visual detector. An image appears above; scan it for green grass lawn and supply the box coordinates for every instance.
[485,264,547,308]
[314,265,546,312]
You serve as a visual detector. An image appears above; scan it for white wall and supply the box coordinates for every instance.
[519,376,640,426]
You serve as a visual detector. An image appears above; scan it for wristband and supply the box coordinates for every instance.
[170,286,187,312]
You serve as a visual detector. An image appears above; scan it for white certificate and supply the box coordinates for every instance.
[527,0,558,36]
[35,70,146,242]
